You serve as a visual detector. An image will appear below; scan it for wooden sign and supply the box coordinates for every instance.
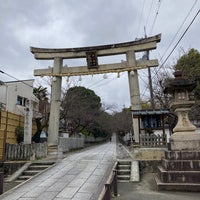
[86,51,98,69]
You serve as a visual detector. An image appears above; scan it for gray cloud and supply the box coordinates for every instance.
[0,0,199,110]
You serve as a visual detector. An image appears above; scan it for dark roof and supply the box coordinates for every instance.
[132,109,169,116]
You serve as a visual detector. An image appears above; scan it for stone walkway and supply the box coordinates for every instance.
[113,173,200,200]
[0,135,116,200]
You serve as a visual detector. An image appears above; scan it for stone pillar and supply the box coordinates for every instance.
[126,51,141,143]
[48,57,62,146]
[170,104,200,150]
[130,160,140,182]
[164,71,200,150]
[24,99,33,144]
[173,108,196,133]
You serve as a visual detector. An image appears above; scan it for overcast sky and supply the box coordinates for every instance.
[0,0,199,111]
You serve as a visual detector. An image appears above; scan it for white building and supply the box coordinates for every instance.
[0,79,39,116]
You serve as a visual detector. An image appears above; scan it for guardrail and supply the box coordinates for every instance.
[99,162,118,200]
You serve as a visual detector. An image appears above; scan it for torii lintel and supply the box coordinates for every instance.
[30,34,161,60]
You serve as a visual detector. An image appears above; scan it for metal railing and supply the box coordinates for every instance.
[99,162,118,200]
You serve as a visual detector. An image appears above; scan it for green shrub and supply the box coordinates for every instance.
[15,126,24,143]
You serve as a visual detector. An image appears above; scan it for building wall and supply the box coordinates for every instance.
[0,80,38,115]
[0,110,37,160]
[0,86,7,109]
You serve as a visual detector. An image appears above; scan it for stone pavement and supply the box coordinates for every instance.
[112,172,200,200]
[0,135,116,200]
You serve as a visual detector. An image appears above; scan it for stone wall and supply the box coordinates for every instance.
[133,147,166,160]
[58,137,84,153]
[5,142,47,160]
[140,160,161,173]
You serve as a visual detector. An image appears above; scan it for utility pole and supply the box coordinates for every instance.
[144,27,155,109]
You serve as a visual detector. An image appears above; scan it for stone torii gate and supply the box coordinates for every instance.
[31,34,161,146]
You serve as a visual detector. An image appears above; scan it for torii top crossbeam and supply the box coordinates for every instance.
[31,34,161,77]
[31,34,161,59]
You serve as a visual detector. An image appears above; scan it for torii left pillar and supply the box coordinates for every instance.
[48,58,62,146]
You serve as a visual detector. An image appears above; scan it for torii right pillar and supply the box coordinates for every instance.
[127,50,141,144]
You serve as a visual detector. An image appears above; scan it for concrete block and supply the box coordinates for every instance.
[130,161,140,182]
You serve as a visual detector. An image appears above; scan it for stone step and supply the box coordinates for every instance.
[165,150,200,160]
[118,164,131,170]
[33,161,55,165]
[117,179,130,183]
[117,160,132,182]
[14,180,24,183]
[155,175,200,192]
[29,165,52,170]
[17,175,32,180]
[162,158,200,171]
[117,169,131,175]
[16,162,55,183]
[48,145,58,155]
[117,160,131,165]
[158,166,200,183]
[23,170,42,176]
[117,175,130,182]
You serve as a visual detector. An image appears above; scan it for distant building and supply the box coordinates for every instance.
[0,79,39,116]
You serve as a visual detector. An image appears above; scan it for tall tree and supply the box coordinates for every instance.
[112,107,132,136]
[32,86,49,142]
[61,86,103,137]
[152,72,172,109]
[33,86,50,123]
[174,48,200,78]
[174,48,200,122]
[174,48,200,99]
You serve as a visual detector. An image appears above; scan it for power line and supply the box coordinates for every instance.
[86,74,112,89]
[151,0,198,81]
[145,0,154,31]
[0,69,33,88]
[136,0,146,37]
[153,7,200,79]
[90,73,125,90]
[164,8,200,64]
[149,0,162,35]
[161,0,198,61]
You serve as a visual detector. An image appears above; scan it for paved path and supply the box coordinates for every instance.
[0,135,116,200]
[113,173,200,200]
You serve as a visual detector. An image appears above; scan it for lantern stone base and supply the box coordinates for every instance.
[155,149,200,191]
[170,131,200,151]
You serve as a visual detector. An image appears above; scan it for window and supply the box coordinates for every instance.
[17,96,27,106]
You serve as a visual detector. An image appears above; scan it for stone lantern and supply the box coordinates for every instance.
[164,70,200,150]
[156,71,200,191]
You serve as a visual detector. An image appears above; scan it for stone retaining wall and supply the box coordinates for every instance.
[5,142,47,160]
[58,137,84,153]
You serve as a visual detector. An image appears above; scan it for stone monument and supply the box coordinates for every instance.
[155,70,200,191]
